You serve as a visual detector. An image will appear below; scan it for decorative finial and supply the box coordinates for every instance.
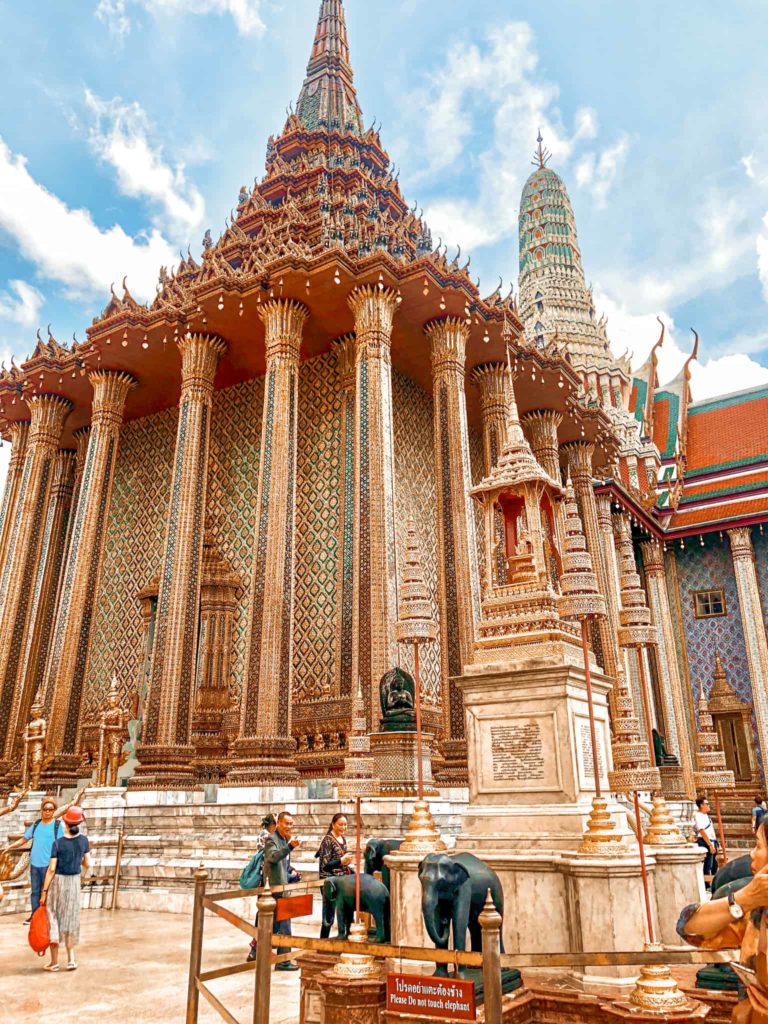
[532,129,551,169]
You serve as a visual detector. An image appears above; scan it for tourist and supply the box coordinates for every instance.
[245,814,278,962]
[248,811,301,971]
[694,796,719,891]
[752,796,767,834]
[39,806,91,972]
[0,787,86,924]
[316,813,354,939]
[678,816,768,1015]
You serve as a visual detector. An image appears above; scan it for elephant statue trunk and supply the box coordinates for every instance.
[422,890,450,950]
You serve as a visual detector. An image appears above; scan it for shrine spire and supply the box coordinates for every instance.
[296,0,364,136]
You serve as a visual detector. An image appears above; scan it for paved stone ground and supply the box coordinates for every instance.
[0,908,304,1023]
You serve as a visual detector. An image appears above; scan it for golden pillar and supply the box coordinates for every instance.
[333,334,356,699]
[727,527,768,771]
[137,335,225,787]
[13,450,77,751]
[348,285,400,729]
[0,395,70,776]
[640,538,695,797]
[42,372,136,785]
[521,410,563,482]
[229,300,308,783]
[428,317,480,781]
[469,363,509,474]
[0,420,30,579]
[564,442,620,687]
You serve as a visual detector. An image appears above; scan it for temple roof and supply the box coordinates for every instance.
[296,0,364,136]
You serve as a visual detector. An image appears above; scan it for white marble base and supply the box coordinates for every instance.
[457,660,615,848]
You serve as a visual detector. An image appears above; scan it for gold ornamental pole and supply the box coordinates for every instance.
[613,518,696,1011]
[334,683,380,979]
[693,676,735,864]
[559,480,622,853]
[396,516,445,855]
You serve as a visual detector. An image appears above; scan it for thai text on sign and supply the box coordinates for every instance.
[386,973,477,1021]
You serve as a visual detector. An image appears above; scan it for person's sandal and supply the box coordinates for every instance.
[44,964,60,972]
[66,962,78,971]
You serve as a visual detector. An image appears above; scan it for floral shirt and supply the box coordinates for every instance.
[678,903,768,1015]
[315,833,351,879]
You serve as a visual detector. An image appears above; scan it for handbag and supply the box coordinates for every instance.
[28,906,50,956]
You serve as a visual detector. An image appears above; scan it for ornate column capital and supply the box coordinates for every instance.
[426,317,470,381]
[257,300,308,365]
[27,394,71,451]
[728,526,755,561]
[7,421,30,472]
[563,440,596,480]
[177,333,228,400]
[640,538,665,576]
[348,285,399,359]
[333,333,357,392]
[521,409,563,481]
[89,370,138,430]
[469,363,508,421]
[596,492,613,531]
[51,449,77,496]
[73,426,91,464]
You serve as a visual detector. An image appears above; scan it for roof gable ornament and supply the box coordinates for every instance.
[532,129,551,169]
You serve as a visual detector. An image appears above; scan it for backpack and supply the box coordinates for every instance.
[28,906,50,956]
[239,850,265,891]
[31,819,61,842]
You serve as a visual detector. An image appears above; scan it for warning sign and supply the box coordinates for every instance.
[386,973,476,1021]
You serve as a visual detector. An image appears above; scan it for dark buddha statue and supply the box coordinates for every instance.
[652,728,680,767]
[379,667,417,732]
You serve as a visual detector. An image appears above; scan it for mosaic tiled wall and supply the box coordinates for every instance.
[293,352,342,700]
[205,377,264,699]
[392,370,442,706]
[751,529,768,631]
[85,405,178,715]
[675,536,754,723]
[85,361,444,721]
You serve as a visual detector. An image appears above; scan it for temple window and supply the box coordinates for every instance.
[693,589,726,619]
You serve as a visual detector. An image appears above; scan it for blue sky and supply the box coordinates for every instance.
[1,0,768,411]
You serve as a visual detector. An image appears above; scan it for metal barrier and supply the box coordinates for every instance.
[82,829,125,910]
[186,867,736,1024]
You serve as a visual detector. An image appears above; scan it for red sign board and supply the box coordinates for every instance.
[274,894,313,921]
[386,973,476,1021]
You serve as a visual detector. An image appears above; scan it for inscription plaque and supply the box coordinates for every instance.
[491,722,545,782]
[575,715,608,790]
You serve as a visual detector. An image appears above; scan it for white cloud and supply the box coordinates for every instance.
[574,135,631,209]
[595,289,768,403]
[85,89,205,236]
[95,0,265,37]
[95,0,130,37]
[407,22,627,254]
[757,211,768,301]
[0,280,44,329]
[0,136,176,303]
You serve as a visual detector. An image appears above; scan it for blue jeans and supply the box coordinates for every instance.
[30,865,47,913]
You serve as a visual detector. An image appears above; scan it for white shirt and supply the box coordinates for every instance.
[694,810,717,843]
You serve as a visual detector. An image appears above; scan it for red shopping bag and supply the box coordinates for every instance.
[28,906,50,956]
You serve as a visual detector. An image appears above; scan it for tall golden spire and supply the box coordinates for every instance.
[296,0,364,135]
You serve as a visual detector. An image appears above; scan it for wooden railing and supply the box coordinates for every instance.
[186,867,736,1024]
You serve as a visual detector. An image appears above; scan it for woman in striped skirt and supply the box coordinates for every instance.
[39,806,91,972]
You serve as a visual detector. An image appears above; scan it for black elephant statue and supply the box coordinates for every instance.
[321,874,390,942]
[695,854,753,993]
[364,838,402,891]
[418,852,504,978]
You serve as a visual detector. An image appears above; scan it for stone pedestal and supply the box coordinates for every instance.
[457,659,626,849]
[316,968,386,1024]
[648,844,706,946]
[300,952,340,1024]
[386,851,433,956]
[370,732,438,798]
[659,764,686,800]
